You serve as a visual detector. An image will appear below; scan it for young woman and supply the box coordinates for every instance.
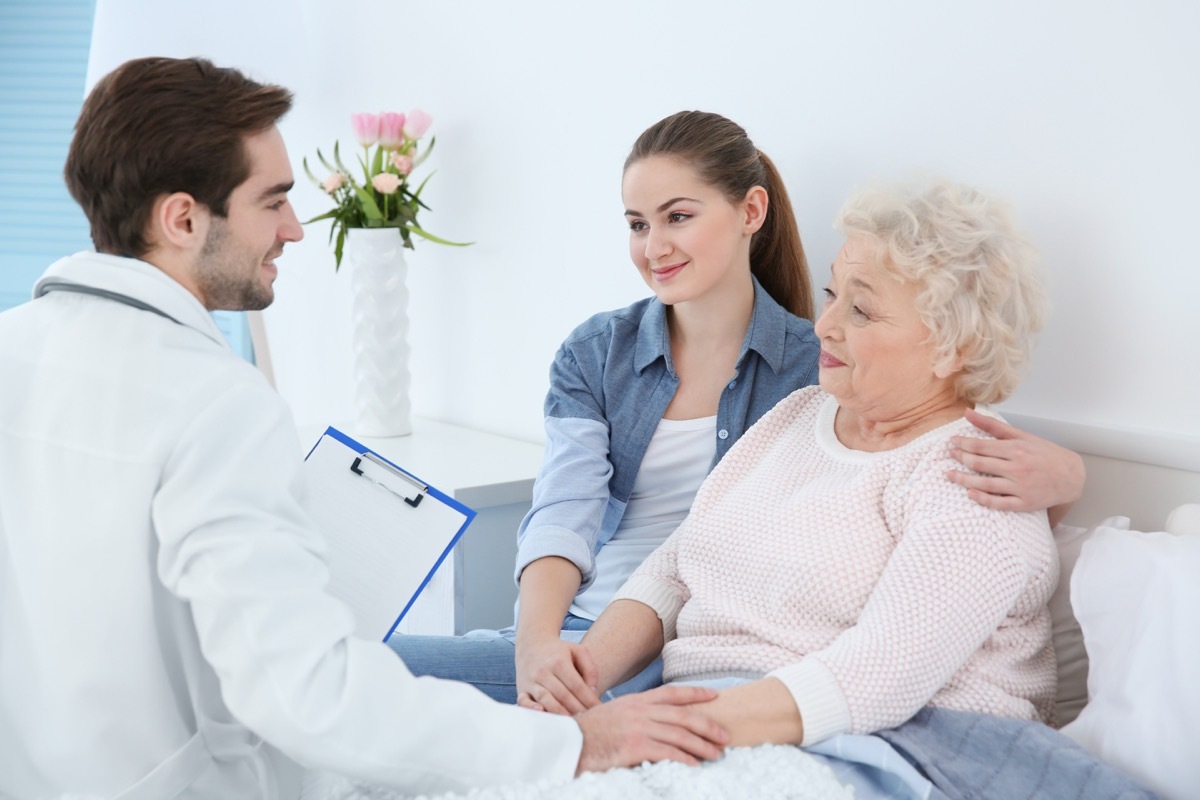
[388,112,1084,710]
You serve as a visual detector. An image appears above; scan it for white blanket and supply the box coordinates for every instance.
[317,745,856,800]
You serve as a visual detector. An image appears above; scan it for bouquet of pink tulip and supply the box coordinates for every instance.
[303,110,469,269]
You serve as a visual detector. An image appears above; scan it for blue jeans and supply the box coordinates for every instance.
[386,614,664,703]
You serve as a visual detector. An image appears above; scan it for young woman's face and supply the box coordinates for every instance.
[621,155,761,307]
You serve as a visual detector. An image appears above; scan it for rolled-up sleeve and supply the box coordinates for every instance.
[515,345,619,589]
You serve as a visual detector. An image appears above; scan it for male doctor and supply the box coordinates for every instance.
[0,57,726,799]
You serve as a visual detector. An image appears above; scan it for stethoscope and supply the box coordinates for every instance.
[36,279,183,325]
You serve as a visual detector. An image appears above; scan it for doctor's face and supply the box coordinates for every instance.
[195,126,303,311]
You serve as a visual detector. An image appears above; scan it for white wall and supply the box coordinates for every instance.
[88,0,1200,454]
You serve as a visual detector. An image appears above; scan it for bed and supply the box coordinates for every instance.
[321,421,1200,800]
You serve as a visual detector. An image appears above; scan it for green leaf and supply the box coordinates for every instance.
[334,227,346,271]
[302,157,324,189]
[410,170,434,196]
[357,148,374,187]
[317,147,339,175]
[332,142,354,180]
[412,135,436,169]
[371,145,384,177]
[304,209,339,224]
[407,222,473,247]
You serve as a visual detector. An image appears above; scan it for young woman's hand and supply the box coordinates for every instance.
[948,408,1085,526]
[516,636,601,715]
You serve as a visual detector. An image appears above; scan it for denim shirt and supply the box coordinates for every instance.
[514,278,820,591]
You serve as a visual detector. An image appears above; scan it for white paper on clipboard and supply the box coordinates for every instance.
[301,426,476,642]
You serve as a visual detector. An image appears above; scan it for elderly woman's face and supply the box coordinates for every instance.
[815,237,957,419]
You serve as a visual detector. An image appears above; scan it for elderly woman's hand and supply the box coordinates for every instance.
[947,408,1085,526]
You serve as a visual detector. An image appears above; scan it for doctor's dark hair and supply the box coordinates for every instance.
[625,111,814,320]
[64,56,294,257]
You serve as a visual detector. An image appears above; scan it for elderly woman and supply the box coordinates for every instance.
[526,181,1154,799]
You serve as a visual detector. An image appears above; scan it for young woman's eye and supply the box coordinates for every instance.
[667,211,691,223]
[268,199,288,211]
[628,219,647,232]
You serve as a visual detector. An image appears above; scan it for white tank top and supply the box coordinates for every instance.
[569,415,717,620]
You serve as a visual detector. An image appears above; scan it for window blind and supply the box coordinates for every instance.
[0,0,95,313]
[0,0,254,361]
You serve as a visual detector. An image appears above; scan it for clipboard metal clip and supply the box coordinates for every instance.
[350,452,427,508]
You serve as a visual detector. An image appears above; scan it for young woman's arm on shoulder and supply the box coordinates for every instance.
[948,408,1085,527]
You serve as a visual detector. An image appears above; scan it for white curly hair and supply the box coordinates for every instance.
[835,180,1049,405]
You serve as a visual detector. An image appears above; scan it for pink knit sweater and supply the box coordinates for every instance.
[613,387,1058,745]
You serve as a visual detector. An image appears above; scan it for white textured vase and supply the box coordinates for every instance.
[346,228,413,437]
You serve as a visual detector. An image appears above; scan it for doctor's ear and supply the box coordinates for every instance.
[150,192,209,251]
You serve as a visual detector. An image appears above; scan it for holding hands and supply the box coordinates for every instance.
[573,685,729,774]
[518,634,730,774]
[516,636,601,714]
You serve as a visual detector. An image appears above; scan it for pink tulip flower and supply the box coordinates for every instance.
[322,172,346,193]
[351,113,381,147]
[403,109,433,140]
[372,173,402,195]
[378,112,406,148]
[390,153,414,176]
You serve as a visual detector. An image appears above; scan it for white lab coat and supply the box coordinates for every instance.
[0,253,581,799]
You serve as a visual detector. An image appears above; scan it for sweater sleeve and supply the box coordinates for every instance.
[513,343,619,590]
[769,451,1053,745]
[610,520,689,642]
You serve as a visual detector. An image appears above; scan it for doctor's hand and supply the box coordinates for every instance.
[574,685,729,775]
[516,637,601,715]
[948,408,1085,526]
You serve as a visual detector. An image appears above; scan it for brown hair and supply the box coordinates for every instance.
[624,111,813,320]
[64,56,294,257]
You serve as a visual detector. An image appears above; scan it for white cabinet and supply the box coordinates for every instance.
[298,418,543,636]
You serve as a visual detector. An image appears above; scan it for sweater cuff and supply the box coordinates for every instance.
[768,658,852,746]
[612,575,684,643]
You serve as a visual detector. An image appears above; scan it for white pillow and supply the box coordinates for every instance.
[1048,515,1129,726]
[1060,524,1200,800]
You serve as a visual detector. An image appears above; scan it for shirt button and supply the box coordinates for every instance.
[728,380,737,389]
[718,429,729,440]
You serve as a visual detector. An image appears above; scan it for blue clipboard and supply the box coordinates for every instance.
[302,426,476,641]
